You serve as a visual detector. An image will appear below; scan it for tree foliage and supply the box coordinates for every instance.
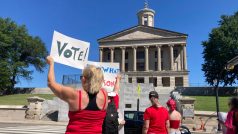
[202,11,238,86]
[0,18,48,94]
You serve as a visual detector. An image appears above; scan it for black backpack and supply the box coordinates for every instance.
[102,100,119,134]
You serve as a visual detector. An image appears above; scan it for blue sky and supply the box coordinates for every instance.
[0,0,238,88]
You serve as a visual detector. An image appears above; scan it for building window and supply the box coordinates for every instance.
[137,62,144,71]
[125,51,128,59]
[128,77,132,83]
[155,51,157,58]
[125,63,128,71]
[137,78,144,83]
[175,77,183,87]
[161,50,163,58]
[174,49,178,58]
[149,77,157,87]
[161,62,164,70]
[144,16,148,26]
[155,62,158,70]
[137,51,145,59]
[107,52,111,61]
[162,77,170,87]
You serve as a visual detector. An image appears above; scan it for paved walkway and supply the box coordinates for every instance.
[0,110,224,134]
[0,125,66,134]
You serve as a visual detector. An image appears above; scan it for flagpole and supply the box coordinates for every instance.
[137,84,141,112]
[137,98,139,112]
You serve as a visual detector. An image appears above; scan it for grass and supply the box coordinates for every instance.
[0,94,55,105]
[0,94,233,112]
[186,96,232,112]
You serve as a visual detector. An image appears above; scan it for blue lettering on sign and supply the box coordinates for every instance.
[102,67,119,74]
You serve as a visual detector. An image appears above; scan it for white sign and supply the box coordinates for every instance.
[50,31,90,69]
[86,61,120,92]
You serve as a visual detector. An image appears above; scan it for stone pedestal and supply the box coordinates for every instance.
[179,97,196,124]
[26,96,45,120]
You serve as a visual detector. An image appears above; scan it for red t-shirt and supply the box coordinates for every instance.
[112,94,119,109]
[144,106,169,134]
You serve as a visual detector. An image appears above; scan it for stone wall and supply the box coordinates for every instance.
[0,105,27,121]
[120,82,154,112]
[175,87,238,96]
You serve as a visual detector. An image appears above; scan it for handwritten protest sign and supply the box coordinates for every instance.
[87,61,120,92]
[50,31,90,69]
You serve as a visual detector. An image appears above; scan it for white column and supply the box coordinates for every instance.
[183,44,188,70]
[133,46,137,71]
[170,76,175,87]
[144,46,149,71]
[121,47,125,72]
[169,44,174,70]
[183,75,189,87]
[157,76,162,87]
[99,48,103,62]
[110,48,114,63]
[180,45,184,70]
[157,45,161,71]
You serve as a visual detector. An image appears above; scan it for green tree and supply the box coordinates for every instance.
[0,18,48,94]
[202,11,238,87]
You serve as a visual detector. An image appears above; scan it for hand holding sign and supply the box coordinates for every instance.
[46,56,54,65]
[50,31,90,69]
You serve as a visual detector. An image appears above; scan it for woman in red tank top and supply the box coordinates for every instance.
[47,56,108,134]
[166,98,182,134]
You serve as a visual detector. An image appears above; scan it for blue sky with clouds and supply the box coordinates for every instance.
[0,0,238,88]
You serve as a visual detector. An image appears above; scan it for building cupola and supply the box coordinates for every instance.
[137,0,155,27]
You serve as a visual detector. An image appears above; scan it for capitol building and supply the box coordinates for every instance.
[98,4,189,88]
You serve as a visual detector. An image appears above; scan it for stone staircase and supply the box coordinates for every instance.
[154,87,174,107]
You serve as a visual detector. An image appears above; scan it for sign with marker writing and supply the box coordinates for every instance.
[87,61,120,92]
[50,31,90,69]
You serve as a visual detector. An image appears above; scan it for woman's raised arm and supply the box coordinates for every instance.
[46,56,77,103]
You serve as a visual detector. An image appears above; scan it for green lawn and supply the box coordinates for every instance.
[0,94,55,105]
[186,96,232,112]
[0,94,233,112]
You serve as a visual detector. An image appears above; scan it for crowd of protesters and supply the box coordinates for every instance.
[48,55,238,134]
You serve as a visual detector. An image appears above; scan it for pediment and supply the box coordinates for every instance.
[115,30,163,40]
[98,25,187,42]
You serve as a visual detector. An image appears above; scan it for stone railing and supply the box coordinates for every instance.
[171,91,196,124]
[0,105,28,121]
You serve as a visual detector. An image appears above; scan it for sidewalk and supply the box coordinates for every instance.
[0,110,223,134]
[184,111,223,134]
[0,119,67,126]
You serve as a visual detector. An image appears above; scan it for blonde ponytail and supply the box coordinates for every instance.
[82,65,104,94]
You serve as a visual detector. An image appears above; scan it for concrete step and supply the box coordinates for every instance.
[155,87,175,94]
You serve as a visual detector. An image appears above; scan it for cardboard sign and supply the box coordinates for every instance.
[50,31,90,69]
[86,61,120,92]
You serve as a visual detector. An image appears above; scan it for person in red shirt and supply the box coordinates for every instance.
[143,91,169,134]
[166,98,181,134]
[219,97,238,134]
[47,56,108,134]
